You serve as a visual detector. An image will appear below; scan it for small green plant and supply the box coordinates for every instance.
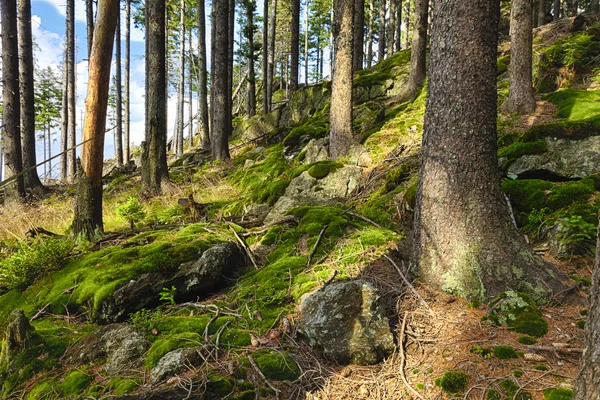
[558,215,596,256]
[116,197,146,231]
[435,371,469,394]
[129,309,162,332]
[493,345,519,359]
[470,345,493,358]
[518,336,537,345]
[159,286,177,305]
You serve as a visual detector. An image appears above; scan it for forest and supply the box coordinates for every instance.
[2,0,600,398]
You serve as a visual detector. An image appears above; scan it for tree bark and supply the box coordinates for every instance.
[1,0,26,202]
[387,0,396,58]
[197,0,210,149]
[413,0,565,302]
[403,0,410,49]
[246,0,257,117]
[73,0,119,238]
[366,0,374,67]
[353,0,365,71]
[554,0,561,19]
[124,0,131,164]
[188,30,193,146]
[61,49,68,181]
[211,0,231,161]
[267,0,277,112]
[18,0,44,191]
[593,0,599,14]
[290,0,300,90]
[378,0,386,61]
[502,0,536,115]
[395,0,402,52]
[175,0,185,157]
[67,0,76,182]
[329,0,354,159]
[228,0,235,136]
[262,0,269,114]
[142,0,168,195]
[538,0,547,25]
[86,0,94,59]
[305,0,310,84]
[115,7,124,166]
[406,0,429,97]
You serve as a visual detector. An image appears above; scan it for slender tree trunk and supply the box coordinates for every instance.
[395,0,402,52]
[43,128,47,181]
[2,0,25,202]
[366,0,374,67]
[387,0,396,58]
[403,0,410,49]
[73,0,119,238]
[554,0,561,19]
[406,0,429,97]
[305,0,310,84]
[211,0,231,161]
[503,0,536,114]
[572,0,578,15]
[228,0,234,136]
[115,8,123,166]
[378,0,386,61]
[142,0,168,195]
[538,0,547,25]
[188,30,194,146]
[353,0,365,70]
[262,0,269,114]
[86,0,94,59]
[124,0,131,164]
[18,0,44,191]
[593,0,599,14]
[47,124,52,181]
[197,0,210,148]
[61,49,68,181]
[290,0,300,90]
[175,0,185,157]
[330,0,334,76]
[67,0,76,182]
[267,0,277,111]
[246,0,257,117]
[414,0,564,302]
[329,0,354,159]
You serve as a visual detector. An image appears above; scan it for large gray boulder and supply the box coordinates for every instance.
[299,280,395,365]
[508,136,600,179]
[63,324,149,374]
[150,345,214,383]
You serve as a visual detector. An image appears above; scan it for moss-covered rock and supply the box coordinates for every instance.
[253,351,300,381]
[493,345,519,359]
[484,291,548,337]
[543,387,573,400]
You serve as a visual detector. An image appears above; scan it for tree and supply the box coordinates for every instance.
[502,0,536,114]
[395,0,402,52]
[538,0,547,25]
[386,0,395,57]
[34,67,62,182]
[572,0,578,15]
[18,0,44,191]
[378,0,386,61]
[267,0,277,112]
[305,0,311,83]
[329,0,354,159]
[406,0,429,97]
[353,0,365,71]
[60,46,68,181]
[366,0,374,66]
[211,0,231,161]
[262,0,269,114]
[197,0,210,149]
[72,0,120,238]
[115,6,124,166]
[86,0,94,58]
[413,0,564,302]
[67,0,76,181]
[1,0,26,202]
[593,0,599,14]
[124,0,131,163]
[554,0,561,19]
[175,0,185,157]
[290,0,300,89]
[243,0,258,116]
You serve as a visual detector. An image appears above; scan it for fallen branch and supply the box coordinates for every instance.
[228,222,260,270]
[31,303,51,321]
[307,225,328,268]
[399,313,425,400]
[239,215,299,237]
[203,307,220,341]
[248,355,281,398]
[346,211,383,229]
[525,345,583,354]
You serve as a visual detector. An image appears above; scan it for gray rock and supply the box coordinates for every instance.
[508,136,600,179]
[150,345,213,383]
[63,324,149,374]
[302,139,329,164]
[536,219,595,259]
[299,280,395,365]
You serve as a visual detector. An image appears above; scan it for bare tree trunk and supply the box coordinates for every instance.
[593,0,599,14]
[67,0,76,182]
[290,0,300,90]
[387,0,396,58]
[414,0,564,302]
[554,0,561,19]
[228,0,234,135]
[115,7,124,166]
[142,0,168,195]
[211,0,231,161]
[329,0,354,159]
[188,30,194,146]
[124,0,131,164]
[47,123,52,181]
[2,0,25,202]
[353,0,365,70]
[246,0,257,117]
[305,0,310,84]
[395,0,402,52]
[403,0,410,48]
[61,49,68,181]
[73,0,119,238]
[538,0,547,25]
[330,0,334,76]
[378,0,386,61]
[18,0,44,191]
[197,0,210,148]
[366,0,374,67]
[503,0,536,114]
[262,0,269,114]
[406,0,429,97]
[267,0,277,111]
[86,0,94,59]
[572,0,578,15]
[175,0,185,157]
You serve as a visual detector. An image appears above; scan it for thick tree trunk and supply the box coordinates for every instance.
[554,0,561,19]
[395,0,402,52]
[86,0,94,59]
[67,0,76,182]
[538,0,547,25]
[305,0,310,84]
[175,0,185,157]
[353,0,365,71]
[124,0,131,164]
[188,30,193,146]
[115,9,124,166]
[406,0,429,97]
[262,0,269,114]
[366,0,374,67]
[267,0,277,111]
[403,0,410,49]
[18,0,44,191]
[142,0,168,195]
[574,226,600,399]
[1,0,25,202]
[73,0,119,238]
[197,0,210,149]
[503,0,536,115]
[387,0,396,58]
[414,0,565,302]
[246,0,257,117]
[290,0,300,90]
[211,0,231,161]
[329,0,354,159]
[378,0,386,61]
[228,0,234,136]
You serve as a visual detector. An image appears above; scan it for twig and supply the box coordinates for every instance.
[238,215,299,237]
[525,345,583,354]
[346,211,383,229]
[323,270,338,286]
[383,254,436,318]
[31,303,51,321]
[307,225,328,268]
[203,307,220,341]
[248,355,281,398]
[552,281,583,302]
[399,312,425,400]
[227,222,259,270]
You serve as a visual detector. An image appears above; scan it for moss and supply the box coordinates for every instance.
[543,388,574,400]
[581,308,589,316]
[232,390,257,400]
[218,329,252,347]
[485,291,548,337]
[544,90,600,121]
[470,345,493,358]
[25,381,54,400]
[512,312,549,337]
[493,345,519,359]
[498,140,548,160]
[497,54,511,75]
[253,351,300,381]
[500,379,519,397]
[353,71,394,87]
[517,336,538,345]
[513,369,524,378]
[577,320,586,329]
[487,389,502,400]
[521,117,600,142]
[416,383,425,391]
[58,370,92,396]
[434,370,469,394]
[535,364,549,371]
[205,376,234,398]
[109,378,139,395]
[384,164,412,192]
[307,161,342,179]
[145,332,203,369]
[569,274,592,286]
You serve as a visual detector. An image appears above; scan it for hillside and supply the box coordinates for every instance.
[2,15,600,400]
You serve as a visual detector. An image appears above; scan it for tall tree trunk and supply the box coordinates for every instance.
[353,0,365,70]
[1,0,25,202]
[86,0,94,59]
[124,0,131,164]
[403,0,410,49]
[503,0,536,114]
[197,0,210,148]
[330,0,334,76]
[188,30,194,146]
[554,0,561,19]
[61,49,68,181]
[246,0,257,117]
[387,0,396,57]
[175,0,185,157]
[228,0,235,135]
[18,0,44,191]
[115,8,124,166]
[378,0,386,61]
[329,0,354,159]
[593,0,599,14]
[73,0,119,238]
[267,0,277,111]
[414,0,564,302]
[305,0,310,84]
[572,0,578,15]
[406,0,429,97]
[262,0,269,114]
[538,0,547,25]
[67,0,76,182]
[366,0,374,66]
[211,0,231,161]
[47,124,52,181]
[395,0,402,52]
[142,0,168,195]
[290,0,300,90]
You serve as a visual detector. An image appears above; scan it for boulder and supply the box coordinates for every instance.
[299,280,395,365]
[150,345,213,383]
[99,242,246,322]
[63,324,149,374]
[302,139,329,164]
[507,136,600,179]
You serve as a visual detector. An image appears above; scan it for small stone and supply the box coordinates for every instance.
[359,386,370,397]
[523,353,546,362]
[340,367,352,377]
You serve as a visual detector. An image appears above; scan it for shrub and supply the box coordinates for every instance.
[116,197,146,230]
[558,215,596,256]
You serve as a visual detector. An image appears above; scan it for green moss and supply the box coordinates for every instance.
[416,383,425,391]
[25,381,54,400]
[109,378,139,395]
[535,364,549,371]
[307,161,342,179]
[470,345,493,358]
[569,274,592,286]
[543,388,574,400]
[513,369,524,378]
[487,389,502,400]
[497,54,511,75]
[253,351,300,381]
[205,376,234,398]
[493,345,518,359]
[512,312,549,337]
[353,71,394,87]
[521,117,600,142]
[517,336,538,345]
[580,308,588,316]
[577,320,586,329]
[485,291,548,337]
[498,140,548,160]
[58,370,92,396]
[544,90,600,121]
[145,332,203,369]
[434,370,469,394]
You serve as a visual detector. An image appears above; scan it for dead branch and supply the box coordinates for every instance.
[248,355,281,398]
[307,225,329,268]
[228,222,260,270]
[399,312,425,400]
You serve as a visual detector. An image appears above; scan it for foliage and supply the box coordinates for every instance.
[129,308,162,332]
[543,388,573,400]
[159,286,177,305]
[116,197,147,230]
[434,370,469,394]
[557,215,597,256]
[484,291,548,337]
